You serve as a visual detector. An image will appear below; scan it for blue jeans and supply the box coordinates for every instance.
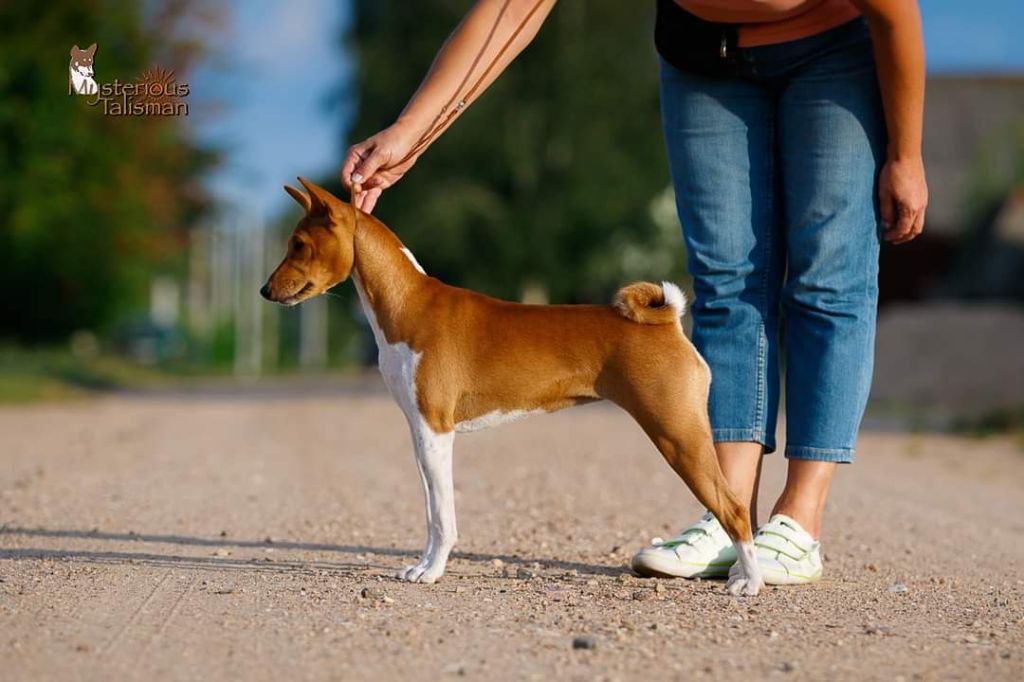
[660,18,885,463]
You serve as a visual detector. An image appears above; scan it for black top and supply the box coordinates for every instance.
[654,0,740,77]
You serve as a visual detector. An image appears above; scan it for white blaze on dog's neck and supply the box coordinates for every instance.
[350,268,420,419]
[400,247,426,274]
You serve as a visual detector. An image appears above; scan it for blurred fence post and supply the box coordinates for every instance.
[233,209,263,377]
[186,224,212,345]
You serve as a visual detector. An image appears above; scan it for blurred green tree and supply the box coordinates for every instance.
[0,0,220,342]
[341,1,684,305]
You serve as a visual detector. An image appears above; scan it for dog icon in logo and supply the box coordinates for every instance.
[69,43,98,95]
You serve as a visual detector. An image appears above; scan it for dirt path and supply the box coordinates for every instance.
[1,384,1022,680]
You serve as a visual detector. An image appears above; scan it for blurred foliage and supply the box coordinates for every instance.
[962,118,1024,233]
[951,407,1024,441]
[0,345,170,403]
[342,0,683,304]
[0,0,220,342]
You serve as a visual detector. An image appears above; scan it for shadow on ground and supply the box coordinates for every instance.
[0,525,629,578]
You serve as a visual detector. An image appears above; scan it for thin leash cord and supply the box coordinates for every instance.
[352,0,547,208]
[393,0,546,168]
[404,0,514,161]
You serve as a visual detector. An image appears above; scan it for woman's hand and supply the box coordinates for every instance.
[340,122,422,214]
[878,156,928,245]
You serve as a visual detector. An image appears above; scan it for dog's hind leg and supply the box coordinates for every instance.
[604,358,764,596]
[398,417,456,584]
[643,421,762,595]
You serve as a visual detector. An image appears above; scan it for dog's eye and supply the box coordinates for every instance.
[292,241,305,255]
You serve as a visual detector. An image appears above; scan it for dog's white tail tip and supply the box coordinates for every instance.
[660,281,687,318]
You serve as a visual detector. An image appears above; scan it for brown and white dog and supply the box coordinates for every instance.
[69,43,98,96]
[261,178,764,595]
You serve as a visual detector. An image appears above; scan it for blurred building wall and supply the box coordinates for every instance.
[922,75,1024,234]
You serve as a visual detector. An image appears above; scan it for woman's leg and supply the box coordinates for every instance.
[772,460,837,538]
[716,442,763,529]
[774,20,887,538]
[658,61,785,478]
[630,61,783,580]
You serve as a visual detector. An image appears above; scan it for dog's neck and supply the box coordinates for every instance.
[350,213,427,345]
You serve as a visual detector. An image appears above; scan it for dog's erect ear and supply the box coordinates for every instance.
[71,45,81,56]
[85,43,97,56]
[284,185,312,213]
[296,176,339,218]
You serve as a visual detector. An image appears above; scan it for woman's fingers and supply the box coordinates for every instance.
[341,138,392,189]
[879,158,928,244]
[341,142,372,190]
[887,203,915,242]
[892,206,926,245]
[340,125,419,208]
[878,185,895,235]
[360,174,387,190]
[360,187,384,214]
[911,206,926,239]
[351,144,391,187]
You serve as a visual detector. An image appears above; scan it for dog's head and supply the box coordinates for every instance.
[260,177,358,306]
[70,43,97,76]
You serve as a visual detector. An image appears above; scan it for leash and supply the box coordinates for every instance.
[351,0,547,205]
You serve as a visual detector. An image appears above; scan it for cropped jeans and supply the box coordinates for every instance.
[659,18,885,463]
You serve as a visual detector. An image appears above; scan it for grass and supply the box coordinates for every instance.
[950,408,1024,440]
[0,347,173,404]
[0,346,368,405]
[868,400,1024,448]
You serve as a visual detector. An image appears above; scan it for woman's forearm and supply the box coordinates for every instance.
[394,0,556,142]
[855,0,925,161]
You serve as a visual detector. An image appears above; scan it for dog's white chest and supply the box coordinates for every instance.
[352,273,421,418]
[377,339,420,416]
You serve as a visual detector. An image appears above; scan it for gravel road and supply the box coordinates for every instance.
[1,383,1022,681]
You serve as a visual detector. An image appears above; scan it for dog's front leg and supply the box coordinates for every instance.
[398,444,436,580]
[398,420,456,583]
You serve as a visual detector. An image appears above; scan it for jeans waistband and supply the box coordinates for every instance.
[734,17,871,79]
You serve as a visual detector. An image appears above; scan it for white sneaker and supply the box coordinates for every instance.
[750,513,823,585]
[631,511,737,578]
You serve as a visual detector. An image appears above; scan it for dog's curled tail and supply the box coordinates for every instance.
[612,281,687,325]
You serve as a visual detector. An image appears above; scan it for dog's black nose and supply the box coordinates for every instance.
[259,284,272,300]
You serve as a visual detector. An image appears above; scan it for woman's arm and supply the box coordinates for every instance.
[341,0,557,213]
[853,0,928,244]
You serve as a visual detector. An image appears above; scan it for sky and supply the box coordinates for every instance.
[189,0,351,221]
[189,0,1024,222]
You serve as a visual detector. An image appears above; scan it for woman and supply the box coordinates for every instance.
[341,0,927,586]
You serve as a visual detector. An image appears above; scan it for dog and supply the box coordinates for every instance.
[260,178,764,596]
[69,44,98,96]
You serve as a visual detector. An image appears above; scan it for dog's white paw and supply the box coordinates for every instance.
[726,540,764,596]
[398,561,445,584]
[726,574,763,597]
[398,562,427,581]
[415,566,445,584]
